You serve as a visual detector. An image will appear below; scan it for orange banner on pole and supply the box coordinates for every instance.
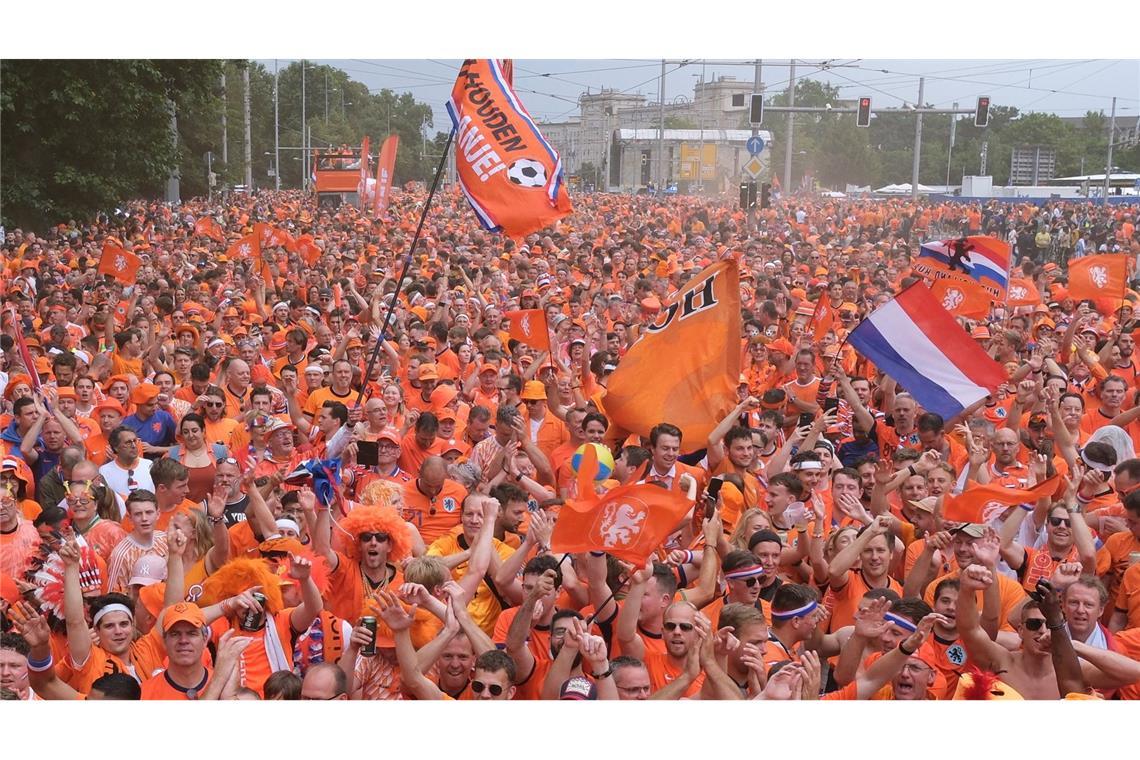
[373,134,399,214]
[1068,254,1129,312]
[942,475,1061,525]
[809,293,836,340]
[606,259,742,444]
[1006,278,1042,307]
[193,216,225,242]
[97,241,141,284]
[446,59,572,239]
[503,309,551,354]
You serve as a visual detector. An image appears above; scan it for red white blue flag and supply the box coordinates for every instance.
[847,283,1006,419]
[914,235,1010,298]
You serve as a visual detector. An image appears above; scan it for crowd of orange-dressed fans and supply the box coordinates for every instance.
[2,187,1140,701]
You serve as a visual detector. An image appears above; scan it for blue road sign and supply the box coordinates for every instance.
[746,136,765,155]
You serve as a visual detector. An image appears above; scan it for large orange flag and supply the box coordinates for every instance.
[929,277,991,319]
[1068,254,1129,311]
[295,235,323,267]
[503,309,551,354]
[606,259,742,444]
[194,216,225,242]
[550,444,693,565]
[226,232,262,271]
[446,59,572,239]
[97,241,141,284]
[373,134,399,214]
[942,475,1061,525]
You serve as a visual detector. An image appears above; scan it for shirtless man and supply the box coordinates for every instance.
[957,565,1140,699]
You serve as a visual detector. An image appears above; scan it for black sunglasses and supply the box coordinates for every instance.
[663,621,694,632]
[1023,618,1047,632]
[1048,516,1071,528]
[359,532,390,544]
[732,576,761,588]
[262,550,289,560]
[471,680,503,696]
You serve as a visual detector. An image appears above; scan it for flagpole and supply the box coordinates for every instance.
[354,128,456,408]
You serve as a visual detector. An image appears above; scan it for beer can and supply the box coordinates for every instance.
[240,591,267,631]
[361,616,378,657]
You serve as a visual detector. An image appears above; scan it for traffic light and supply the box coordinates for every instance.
[856,97,872,128]
[740,181,757,210]
[760,183,771,209]
[975,96,990,128]
[749,94,764,126]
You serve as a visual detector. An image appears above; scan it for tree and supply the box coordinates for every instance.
[1,60,222,228]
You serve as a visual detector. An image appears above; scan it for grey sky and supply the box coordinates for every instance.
[270,59,1139,131]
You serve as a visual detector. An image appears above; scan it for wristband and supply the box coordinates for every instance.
[681,550,696,565]
[897,641,917,657]
[27,654,54,672]
[1046,620,1066,631]
[1019,503,1033,512]
[207,515,225,525]
[907,465,917,477]
[592,666,613,679]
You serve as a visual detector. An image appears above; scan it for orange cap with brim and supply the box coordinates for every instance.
[161,602,206,631]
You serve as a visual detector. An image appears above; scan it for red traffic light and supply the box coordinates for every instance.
[856,97,872,128]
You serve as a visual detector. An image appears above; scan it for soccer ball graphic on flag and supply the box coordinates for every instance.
[507,158,547,188]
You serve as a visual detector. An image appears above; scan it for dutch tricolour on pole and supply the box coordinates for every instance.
[847,282,1006,420]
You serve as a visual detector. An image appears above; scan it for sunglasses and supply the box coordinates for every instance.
[1048,516,1071,528]
[470,680,504,696]
[1023,618,1047,632]
[663,621,694,632]
[731,576,762,588]
[262,550,289,560]
[215,456,239,466]
[358,532,390,544]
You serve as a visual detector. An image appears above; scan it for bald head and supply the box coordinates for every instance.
[300,662,347,700]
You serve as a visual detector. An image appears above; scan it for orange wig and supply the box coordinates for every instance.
[338,505,414,562]
[199,557,285,616]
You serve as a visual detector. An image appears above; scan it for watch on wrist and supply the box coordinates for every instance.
[592,666,613,679]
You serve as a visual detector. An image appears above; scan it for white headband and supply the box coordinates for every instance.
[276,518,301,534]
[93,603,134,627]
[792,460,823,471]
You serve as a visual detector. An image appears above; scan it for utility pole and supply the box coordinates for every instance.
[220,71,228,167]
[696,61,705,193]
[301,60,307,191]
[1104,96,1117,205]
[911,77,924,200]
[324,69,329,124]
[946,101,957,187]
[243,61,252,190]
[783,59,795,192]
[274,60,281,191]
[166,100,180,203]
[658,59,665,191]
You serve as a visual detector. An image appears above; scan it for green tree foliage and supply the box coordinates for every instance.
[1,60,222,228]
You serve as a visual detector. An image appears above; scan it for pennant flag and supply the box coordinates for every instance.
[194,216,225,242]
[226,232,262,268]
[549,444,693,565]
[503,309,551,354]
[445,59,573,239]
[942,475,1061,525]
[913,236,1010,298]
[373,134,399,214]
[1006,277,1042,308]
[809,293,836,340]
[358,136,371,211]
[96,241,141,284]
[928,277,991,319]
[1068,254,1129,310]
[295,235,323,267]
[606,259,742,443]
[847,282,1006,420]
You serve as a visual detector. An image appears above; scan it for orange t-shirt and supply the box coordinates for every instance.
[1114,561,1140,631]
[643,648,704,698]
[923,569,1027,632]
[399,478,467,544]
[140,667,213,700]
[824,570,902,633]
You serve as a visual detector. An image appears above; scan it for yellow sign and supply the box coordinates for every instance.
[679,143,717,180]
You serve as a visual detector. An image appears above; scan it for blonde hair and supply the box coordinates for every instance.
[825,526,859,560]
[729,507,772,551]
[403,556,448,590]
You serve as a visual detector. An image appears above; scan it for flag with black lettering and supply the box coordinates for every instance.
[606,259,742,443]
[446,59,572,239]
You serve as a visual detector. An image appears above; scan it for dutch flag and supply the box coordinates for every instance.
[847,283,1007,420]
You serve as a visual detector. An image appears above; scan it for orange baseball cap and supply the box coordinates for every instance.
[130,383,160,405]
[161,602,206,632]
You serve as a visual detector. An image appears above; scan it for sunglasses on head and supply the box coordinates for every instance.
[470,680,503,696]
[262,550,289,561]
[215,456,239,466]
[358,532,390,544]
[1023,617,1047,632]
[663,621,694,632]
[1048,516,1071,528]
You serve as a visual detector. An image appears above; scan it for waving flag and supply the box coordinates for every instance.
[847,282,1006,420]
[294,234,323,267]
[1068,254,1129,312]
[550,444,692,565]
[943,475,1061,525]
[1006,277,1042,307]
[914,236,1010,298]
[194,216,225,242]
[606,259,741,443]
[503,309,551,354]
[97,241,141,285]
[928,277,991,319]
[809,293,836,340]
[446,59,572,239]
[373,134,399,214]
